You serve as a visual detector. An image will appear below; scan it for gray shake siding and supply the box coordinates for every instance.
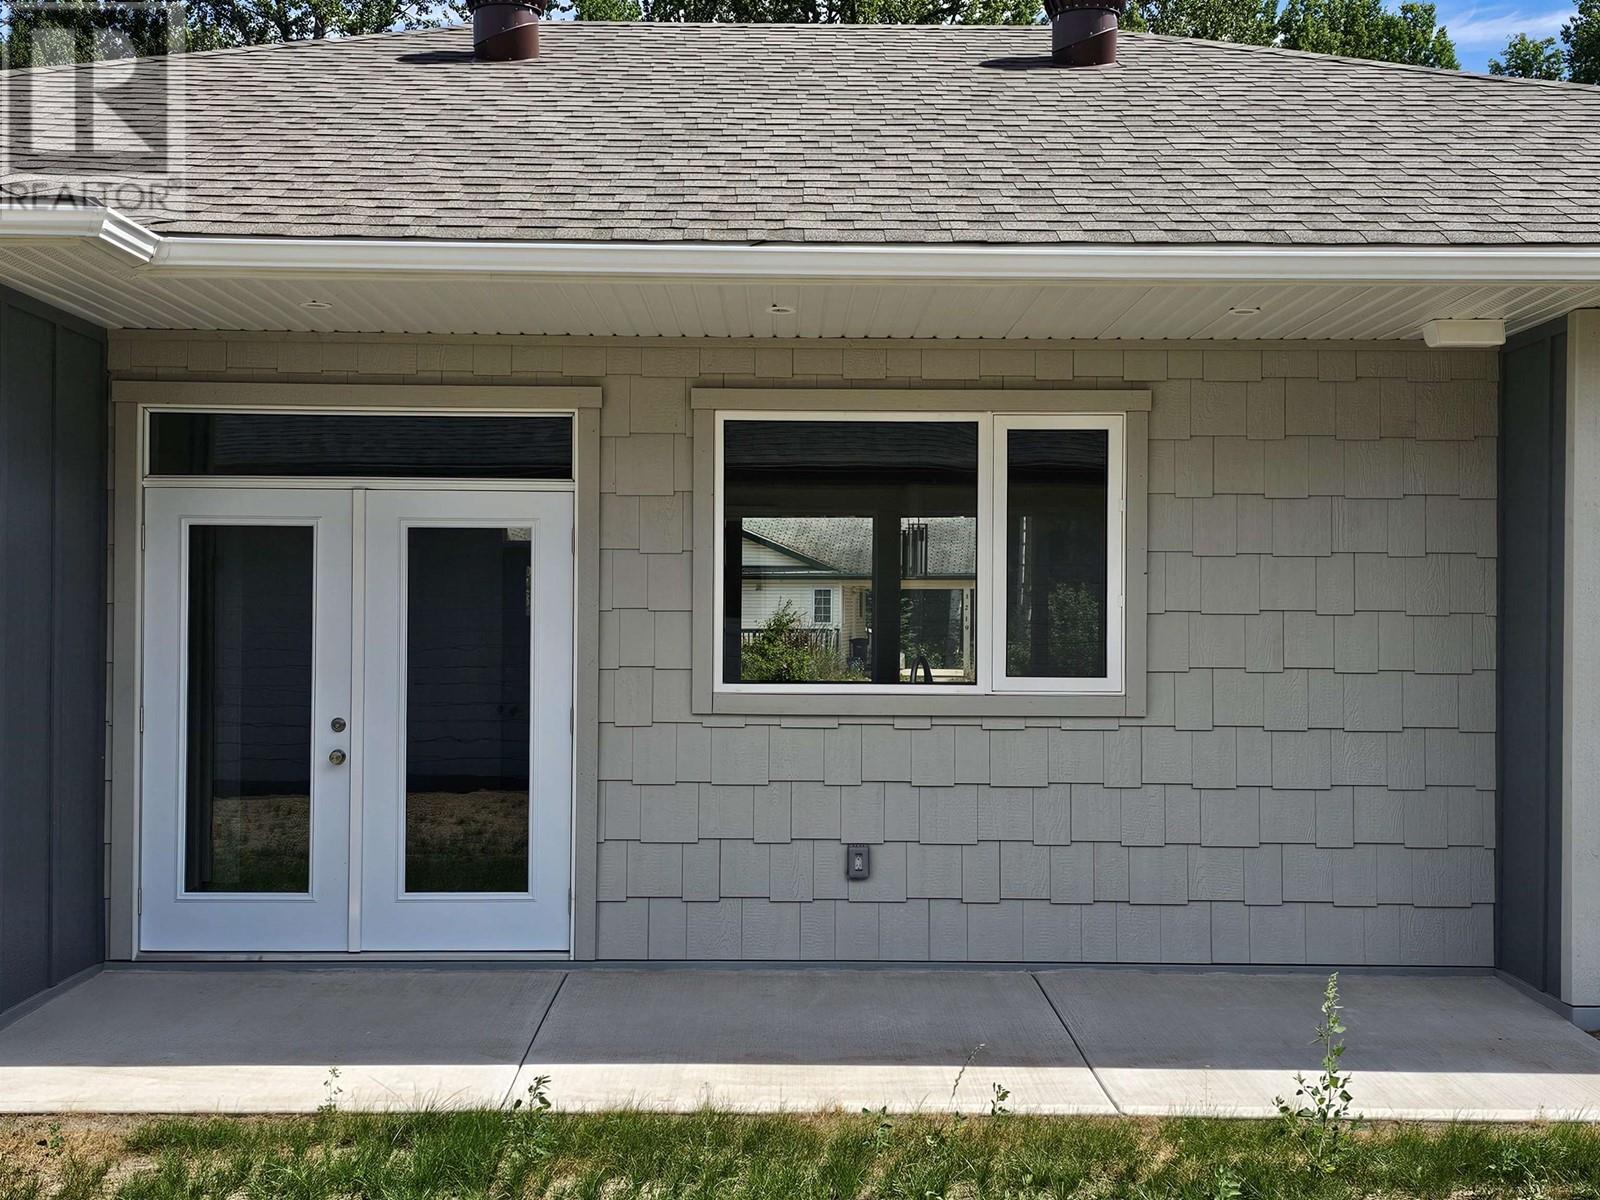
[593,344,1496,965]
[111,334,1498,966]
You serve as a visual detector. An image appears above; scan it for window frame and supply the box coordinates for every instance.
[990,413,1126,696]
[710,407,1127,700]
[812,588,832,626]
[691,388,1149,719]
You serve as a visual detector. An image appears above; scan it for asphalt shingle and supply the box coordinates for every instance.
[6,22,1599,246]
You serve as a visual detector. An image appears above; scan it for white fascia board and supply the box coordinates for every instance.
[7,204,1600,285]
[148,236,1600,285]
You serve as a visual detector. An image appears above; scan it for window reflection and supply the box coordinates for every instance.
[404,526,532,893]
[737,516,872,683]
[184,525,313,893]
[898,517,977,684]
[722,420,979,686]
[1005,428,1109,679]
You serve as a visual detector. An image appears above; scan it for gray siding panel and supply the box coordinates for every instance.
[0,288,106,1013]
[52,327,108,975]
[1,303,56,1007]
[1496,322,1566,996]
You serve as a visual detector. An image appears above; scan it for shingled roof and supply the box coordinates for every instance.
[745,517,978,578]
[8,21,1600,246]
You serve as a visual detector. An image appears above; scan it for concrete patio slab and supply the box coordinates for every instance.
[1038,970,1600,1121]
[0,966,564,1113]
[512,969,1114,1114]
[3,965,1598,1119]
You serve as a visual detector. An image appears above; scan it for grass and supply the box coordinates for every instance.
[5,1109,1600,1200]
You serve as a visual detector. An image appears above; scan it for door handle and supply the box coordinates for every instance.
[328,749,347,766]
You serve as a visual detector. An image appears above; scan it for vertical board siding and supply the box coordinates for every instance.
[0,290,106,1011]
[112,333,1499,967]
[1497,323,1567,994]
[1,304,56,1004]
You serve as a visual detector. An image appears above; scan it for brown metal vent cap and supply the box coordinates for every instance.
[1044,0,1128,67]
[467,0,541,61]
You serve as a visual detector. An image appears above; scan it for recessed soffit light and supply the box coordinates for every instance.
[768,303,796,315]
[1227,305,1262,317]
[300,298,334,310]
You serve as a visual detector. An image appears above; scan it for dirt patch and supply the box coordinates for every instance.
[0,1115,136,1191]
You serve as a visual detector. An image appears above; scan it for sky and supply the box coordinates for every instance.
[1430,2,1575,70]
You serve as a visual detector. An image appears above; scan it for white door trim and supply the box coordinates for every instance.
[346,488,368,954]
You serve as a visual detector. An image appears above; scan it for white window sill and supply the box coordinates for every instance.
[698,689,1144,720]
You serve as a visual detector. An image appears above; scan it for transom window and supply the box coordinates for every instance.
[147,411,573,480]
[715,411,1125,695]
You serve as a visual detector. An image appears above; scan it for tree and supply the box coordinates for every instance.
[5,0,1480,72]
[1391,1,1458,66]
[2,0,445,65]
[186,0,440,48]
[1277,0,1458,68]
[571,0,1040,19]
[1489,32,1565,79]
[1565,0,1600,84]
[2,0,178,66]
[1123,0,1279,46]
[573,0,1464,72]
[1387,0,1458,66]
[738,601,864,683]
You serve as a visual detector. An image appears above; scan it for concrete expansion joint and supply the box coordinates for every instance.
[1030,971,1123,1115]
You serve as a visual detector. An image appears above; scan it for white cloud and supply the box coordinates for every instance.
[1438,5,1573,46]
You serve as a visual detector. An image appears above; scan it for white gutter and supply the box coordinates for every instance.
[6,203,1600,285]
[151,236,1600,285]
[0,205,163,263]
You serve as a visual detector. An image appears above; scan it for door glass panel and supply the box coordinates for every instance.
[1004,428,1110,679]
[185,525,313,893]
[405,526,532,893]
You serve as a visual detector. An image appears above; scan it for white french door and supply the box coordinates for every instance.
[358,491,573,951]
[140,488,355,951]
[139,486,573,953]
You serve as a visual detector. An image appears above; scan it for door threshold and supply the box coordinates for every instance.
[132,950,573,963]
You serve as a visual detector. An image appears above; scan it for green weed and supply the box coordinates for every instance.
[9,1103,1600,1198]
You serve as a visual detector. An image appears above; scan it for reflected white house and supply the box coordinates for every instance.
[740,516,978,683]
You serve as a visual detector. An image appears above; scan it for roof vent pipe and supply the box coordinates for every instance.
[1045,0,1126,66]
[469,0,540,61]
